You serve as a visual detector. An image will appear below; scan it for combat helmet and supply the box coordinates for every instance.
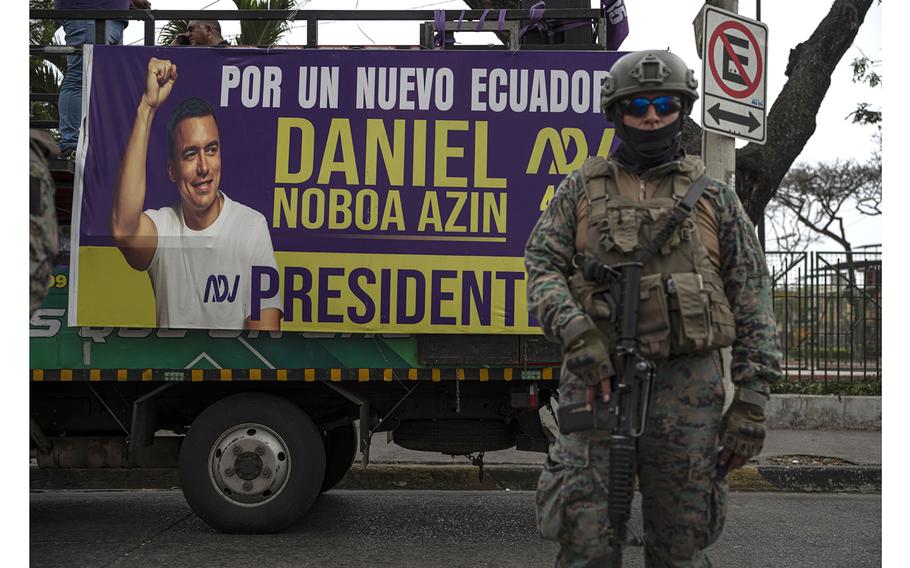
[600,49,699,115]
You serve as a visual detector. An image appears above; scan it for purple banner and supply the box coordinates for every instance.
[72,46,624,332]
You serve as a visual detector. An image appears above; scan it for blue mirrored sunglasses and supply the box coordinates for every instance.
[620,95,683,117]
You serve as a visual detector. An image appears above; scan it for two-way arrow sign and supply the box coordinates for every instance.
[701,6,768,144]
[707,103,761,132]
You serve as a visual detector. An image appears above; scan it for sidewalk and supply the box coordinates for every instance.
[337,429,881,493]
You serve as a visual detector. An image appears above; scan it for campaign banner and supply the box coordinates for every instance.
[70,45,622,333]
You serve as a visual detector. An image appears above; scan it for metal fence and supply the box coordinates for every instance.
[766,249,882,383]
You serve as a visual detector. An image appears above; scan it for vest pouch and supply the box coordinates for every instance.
[605,207,645,254]
[636,273,671,359]
[667,272,713,353]
[569,273,618,345]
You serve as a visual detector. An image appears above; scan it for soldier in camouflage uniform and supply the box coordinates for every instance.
[30,129,60,317]
[526,50,782,567]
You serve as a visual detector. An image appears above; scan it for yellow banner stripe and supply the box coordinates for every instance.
[358,368,370,382]
[503,368,513,381]
[479,368,489,382]
[383,368,394,382]
[456,368,465,380]
[249,369,262,381]
[191,370,203,382]
[117,369,127,381]
[408,368,418,381]
[432,368,441,382]
[331,368,342,382]
[542,367,553,380]
[90,369,101,381]
[277,369,288,381]
[141,369,152,381]
[220,369,232,381]
[32,370,43,382]
[61,369,73,382]
[305,368,315,382]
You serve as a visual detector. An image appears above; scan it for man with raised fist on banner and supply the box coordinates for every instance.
[111,57,283,330]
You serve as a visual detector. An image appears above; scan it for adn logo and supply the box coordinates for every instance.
[204,275,240,303]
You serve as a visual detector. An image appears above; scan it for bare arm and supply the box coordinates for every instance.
[246,308,281,331]
[111,58,177,271]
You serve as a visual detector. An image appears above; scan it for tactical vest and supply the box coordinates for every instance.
[30,129,59,317]
[569,156,736,360]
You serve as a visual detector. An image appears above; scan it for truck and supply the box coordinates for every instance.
[29,5,620,533]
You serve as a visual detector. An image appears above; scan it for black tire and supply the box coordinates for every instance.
[321,424,357,493]
[178,393,326,533]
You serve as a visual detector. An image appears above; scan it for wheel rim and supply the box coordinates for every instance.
[208,423,292,507]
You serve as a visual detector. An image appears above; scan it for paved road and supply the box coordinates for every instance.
[30,490,880,567]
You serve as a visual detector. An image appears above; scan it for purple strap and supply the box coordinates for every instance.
[434,9,452,49]
[476,8,489,31]
[519,1,550,39]
[456,10,465,32]
[497,8,506,32]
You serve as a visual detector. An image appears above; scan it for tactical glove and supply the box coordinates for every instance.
[563,328,614,387]
[720,388,768,459]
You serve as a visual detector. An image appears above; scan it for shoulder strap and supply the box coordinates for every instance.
[635,175,711,265]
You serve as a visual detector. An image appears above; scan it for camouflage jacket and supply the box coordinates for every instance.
[30,129,59,317]
[524,156,782,394]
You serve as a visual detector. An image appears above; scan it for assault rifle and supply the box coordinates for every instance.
[556,257,653,565]
[554,174,711,565]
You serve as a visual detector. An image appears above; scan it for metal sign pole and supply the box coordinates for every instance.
[700,0,738,187]
[695,0,739,408]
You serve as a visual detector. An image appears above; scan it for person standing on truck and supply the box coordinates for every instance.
[525,49,782,566]
[111,57,283,330]
[56,0,152,160]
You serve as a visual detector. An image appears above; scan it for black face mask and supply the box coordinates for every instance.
[609,107,684,174]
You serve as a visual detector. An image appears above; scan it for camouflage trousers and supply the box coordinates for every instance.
[536,351,728,567]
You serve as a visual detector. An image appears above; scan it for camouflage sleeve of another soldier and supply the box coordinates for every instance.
[524,171,593,347]
[713,181,783,394]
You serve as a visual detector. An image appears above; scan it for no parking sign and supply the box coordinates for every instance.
[701,6,768,144]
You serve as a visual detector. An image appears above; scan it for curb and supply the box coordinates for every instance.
[30,463,881,493]
[767,395,881,430]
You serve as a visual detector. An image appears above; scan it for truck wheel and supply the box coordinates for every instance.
[321,424,357,493]
[178,393,325,533]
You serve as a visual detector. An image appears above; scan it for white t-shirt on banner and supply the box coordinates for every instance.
[143,191,283,329]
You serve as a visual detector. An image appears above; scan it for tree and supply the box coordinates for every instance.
[157,0,297,47]
[463,0,875,227]
[29,0,66,124]
[233,0,295,46]
[157,18,190,46]
[767,156,881,254]
[768,23,881,255]
[847,51,881,127]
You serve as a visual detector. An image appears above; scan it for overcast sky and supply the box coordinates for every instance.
[114,0,883,248]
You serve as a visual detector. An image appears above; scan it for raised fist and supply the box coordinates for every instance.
[142,57,178,110]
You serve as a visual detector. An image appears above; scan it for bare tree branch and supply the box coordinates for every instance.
[774,158,880,253]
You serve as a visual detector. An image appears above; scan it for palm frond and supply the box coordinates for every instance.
[232,0,295,47]
[29,0,66,77]
[158,19,190,46]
